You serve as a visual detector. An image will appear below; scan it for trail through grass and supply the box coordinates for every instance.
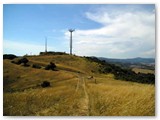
[3,55,155,116]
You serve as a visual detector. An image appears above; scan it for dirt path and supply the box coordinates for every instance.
[75,75,80,92]
[74,74,89,116]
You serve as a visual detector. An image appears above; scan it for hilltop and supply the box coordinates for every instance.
[3,53,155,116]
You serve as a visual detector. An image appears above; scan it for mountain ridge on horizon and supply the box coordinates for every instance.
[98,56,155,64]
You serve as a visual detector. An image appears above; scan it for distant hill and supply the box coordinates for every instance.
[98,57,155,64]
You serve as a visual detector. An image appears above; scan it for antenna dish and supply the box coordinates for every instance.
[68,29,75,32]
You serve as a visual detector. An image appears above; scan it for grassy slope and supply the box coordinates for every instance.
[132,68,155,74]
[3,55,155,116]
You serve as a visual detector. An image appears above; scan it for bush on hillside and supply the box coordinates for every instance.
[11,57,29,66]
[11,59,21,65]
[3,54,17,60]
[45,62,56,70]
[85,56,155,84]
[32,64,41,69]
[41,81,50,88]
[40,51,68,55]
[19,58,29,65]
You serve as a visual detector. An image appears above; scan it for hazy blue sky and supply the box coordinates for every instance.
[3,4,155,58]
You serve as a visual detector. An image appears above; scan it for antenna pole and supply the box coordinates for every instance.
[70,31,72,55]
[68,29,75,55]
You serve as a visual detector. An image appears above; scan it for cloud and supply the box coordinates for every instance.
[64,5,155,58]
[140,49,155,57]
[3,40,54,56]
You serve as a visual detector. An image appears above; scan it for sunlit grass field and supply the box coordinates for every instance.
[3,55,155,116]
[132,68,155,74]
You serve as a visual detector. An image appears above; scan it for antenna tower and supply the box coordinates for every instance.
[68,29,75,55]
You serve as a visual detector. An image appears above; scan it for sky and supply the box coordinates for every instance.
[3,4,155,58]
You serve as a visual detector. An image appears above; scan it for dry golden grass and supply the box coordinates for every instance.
[3,55,155,116]
[132,68,155,74]
[28,55,99,74]
[86,74,155,116]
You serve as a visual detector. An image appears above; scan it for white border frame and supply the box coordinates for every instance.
[0,0,159,120]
